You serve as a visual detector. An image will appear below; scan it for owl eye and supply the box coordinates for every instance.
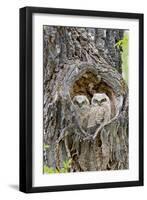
[73,101,79,106]
[83,100,88,105]
[101,98,107,103]
[93,99,99,104]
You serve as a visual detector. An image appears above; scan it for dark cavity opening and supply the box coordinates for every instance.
[70,71,116,117]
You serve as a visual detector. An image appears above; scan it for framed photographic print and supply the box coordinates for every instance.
[19,7,144,193]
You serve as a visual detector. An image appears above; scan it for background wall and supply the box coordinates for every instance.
[0,0,146,199]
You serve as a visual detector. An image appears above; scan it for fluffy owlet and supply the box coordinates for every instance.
[87,93,111,133]
[72,95,90,131]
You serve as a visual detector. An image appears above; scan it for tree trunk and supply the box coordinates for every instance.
[43,26,128,172]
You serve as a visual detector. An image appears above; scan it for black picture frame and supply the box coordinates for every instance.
[19,6,144,193]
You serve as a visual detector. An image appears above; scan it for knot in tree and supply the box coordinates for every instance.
[43,26,128,173]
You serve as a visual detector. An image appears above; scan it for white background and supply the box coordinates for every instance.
[0,0,146,199]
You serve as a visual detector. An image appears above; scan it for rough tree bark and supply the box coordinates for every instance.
[43,26,128,172]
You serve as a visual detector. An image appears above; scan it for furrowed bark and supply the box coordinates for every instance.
[43,26,128,172]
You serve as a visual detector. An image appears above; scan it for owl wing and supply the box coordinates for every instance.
[87,107,98,128]
[95,107,105,124]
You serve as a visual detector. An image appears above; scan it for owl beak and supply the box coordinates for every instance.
[98,102,101,106]
[78,103,82,108]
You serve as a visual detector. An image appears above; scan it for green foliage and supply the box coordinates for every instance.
[43,159,72,174]
[44,165,59,173]
[43,144,49,149]
[115,32,129,84]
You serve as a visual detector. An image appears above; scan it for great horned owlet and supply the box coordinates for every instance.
[87,93,111,133]
[73,95,90,131]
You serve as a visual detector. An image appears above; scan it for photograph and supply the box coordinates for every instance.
[19,7,143,192]
[43,25,129,174]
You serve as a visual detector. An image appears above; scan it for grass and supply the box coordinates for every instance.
[43,159,72,174]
